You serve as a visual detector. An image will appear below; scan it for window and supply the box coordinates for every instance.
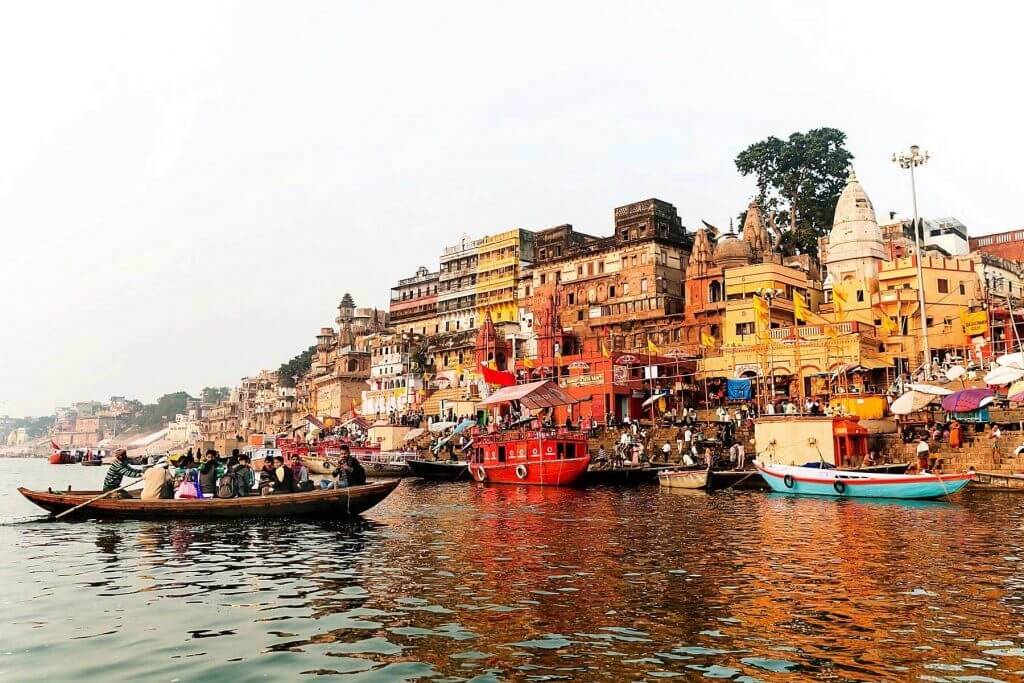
[525,285,531,296]
[609,285,616,298]
[736,322,755,335]
[540,273,546,284]
[587,263,594,275]
[577,310,584,321]
[641,279,649,293]
[567,292,575,304]
[937,278,949,294]
[578,265,584,276]
[856,289,864,302]
[959,281,966,296]
[599,262,605,273]
[623,283,630,295]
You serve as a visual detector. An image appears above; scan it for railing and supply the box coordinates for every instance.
[473,429,589,445]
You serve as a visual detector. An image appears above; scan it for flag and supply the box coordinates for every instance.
[793,292,809,323]
[879,310,898,335]
[480,362,517,387]
[832,283,847,320]
[601,343,610,358]
[753,295,769,327]
[647,338,660,355]
[700,330,716,348]
[50,439,60,451]
[825,325,838,339]
[523,357,534,369]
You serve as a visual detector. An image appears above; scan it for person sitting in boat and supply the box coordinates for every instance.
[342,447,367,486]
[862,450,878,468]
[198,450,219,497]
[271,455,295,494]
[258,458,276,495]
[288,454,312,492]
[141,460,173,500]
[103,449,144,496]
[232,454,255,497]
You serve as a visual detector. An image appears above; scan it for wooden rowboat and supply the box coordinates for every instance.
[407,459,470,481]
[17,480,400,520]
[658,467,709,490]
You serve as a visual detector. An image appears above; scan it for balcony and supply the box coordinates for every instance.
[872,288,919,307]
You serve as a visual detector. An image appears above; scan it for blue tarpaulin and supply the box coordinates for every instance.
[726,378,753,400]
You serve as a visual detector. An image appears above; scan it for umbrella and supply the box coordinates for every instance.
[945,365,966,382]
[452,418,476,435]
[996,352,1024,369]
[906,383,955,396]
[940,388,995,413]
[428,421,456,434]
[641,391,670,408]
[1008,379,1024,402]
[984,365,1024,386]
[890,391,936,415]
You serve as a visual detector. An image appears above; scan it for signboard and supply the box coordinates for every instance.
[643,365,659,380]
[961,310,988,337]
[613,366,629,385]
[559,373,605,388]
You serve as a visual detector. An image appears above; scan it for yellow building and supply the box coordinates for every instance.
[872,254,981,368]
[474,228,535,324]
[720,263,823,346]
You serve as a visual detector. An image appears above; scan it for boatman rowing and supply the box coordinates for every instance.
[103,449,143,497]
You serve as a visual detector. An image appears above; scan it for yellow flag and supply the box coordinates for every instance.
[832,283,847,320]
[700,330,716,348]
[647,338,660,355]
[752,296,769,332]
[825,324,838,339]
[879,311,898,335]
[793,292,809,323]
[523,357,534,368]
[601,343,610,358]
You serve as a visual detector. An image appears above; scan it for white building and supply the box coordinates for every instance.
[360,333,424,418]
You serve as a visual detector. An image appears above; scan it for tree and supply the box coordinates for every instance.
[278,345,317,387]
[734,127,853,256]
[136,392,193,430]
[201,386,231,404]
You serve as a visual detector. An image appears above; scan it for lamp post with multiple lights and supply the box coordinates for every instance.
[892,145,932,377]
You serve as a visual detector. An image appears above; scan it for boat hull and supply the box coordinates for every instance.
[17,480,400,519]
[584,465,672,485]
[408,459,470,481]
[756,463,973,500]
[658,468,709,489]
[471,456,590,486]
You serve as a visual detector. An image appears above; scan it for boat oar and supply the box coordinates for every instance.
[53,477,143,520]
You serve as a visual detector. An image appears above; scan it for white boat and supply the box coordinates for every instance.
[357,450,418,478]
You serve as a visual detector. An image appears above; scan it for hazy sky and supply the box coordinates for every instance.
[3,1,1021,416]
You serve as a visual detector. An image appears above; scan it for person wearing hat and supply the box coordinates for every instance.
[915,436,930,473]
[102,449,143,495]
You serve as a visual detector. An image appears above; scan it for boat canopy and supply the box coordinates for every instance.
[452,418,476,435]
[478,380,579,409]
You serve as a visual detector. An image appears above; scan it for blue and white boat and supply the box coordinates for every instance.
[755,461,973,500]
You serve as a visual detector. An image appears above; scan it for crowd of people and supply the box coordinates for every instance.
[101,444,368,500]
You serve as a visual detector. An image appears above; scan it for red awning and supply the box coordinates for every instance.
[478,380,580,409]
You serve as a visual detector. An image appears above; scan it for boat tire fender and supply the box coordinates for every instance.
[783,474,795,489]
[833,479,846,494]
[475,465,487,482]
[515,464,528,480]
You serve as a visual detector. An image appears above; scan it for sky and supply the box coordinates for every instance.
[2,1,1022,417]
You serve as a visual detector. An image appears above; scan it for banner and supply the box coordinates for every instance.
[961,310,988,337]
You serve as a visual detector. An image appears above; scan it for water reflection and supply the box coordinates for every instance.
[2,458,1024,681]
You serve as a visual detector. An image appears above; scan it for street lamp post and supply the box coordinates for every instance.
[892,145,932,377]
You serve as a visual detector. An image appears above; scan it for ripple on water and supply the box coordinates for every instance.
[3,459,1024,681]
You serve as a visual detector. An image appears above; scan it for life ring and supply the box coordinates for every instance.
[783,474,795,489]
[475,465,487,482]
[515,464,528,480]
[833,479,846,494]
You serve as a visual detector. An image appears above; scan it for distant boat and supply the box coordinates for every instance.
[755,462,973,499]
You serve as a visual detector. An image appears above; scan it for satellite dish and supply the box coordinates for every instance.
[945,365,966,382]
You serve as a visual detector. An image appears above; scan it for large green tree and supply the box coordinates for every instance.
[278,345,317,387]
[136,391,193,430]
[734,127,853,256]
[201,386,231,404]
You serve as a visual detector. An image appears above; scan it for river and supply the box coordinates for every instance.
[1,458,1023,681]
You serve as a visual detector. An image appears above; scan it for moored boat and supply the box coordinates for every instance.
[408,459,470,481]
[658,467,710,490]
[755,461,973,499]
[17,480,400,520]
[357,451,416,478]
[584,464,673,485]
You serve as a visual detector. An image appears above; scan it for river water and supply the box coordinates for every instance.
[2,458,1024,681]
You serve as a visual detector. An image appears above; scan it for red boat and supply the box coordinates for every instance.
[471,380,591,486]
